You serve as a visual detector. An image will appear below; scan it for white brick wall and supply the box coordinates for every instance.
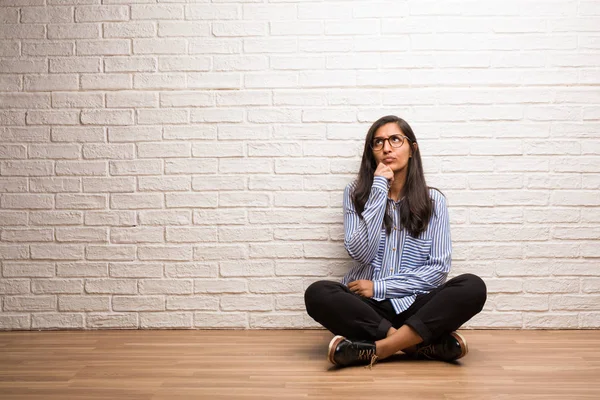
[1,0,599,331]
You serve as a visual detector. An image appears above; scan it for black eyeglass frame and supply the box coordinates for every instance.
[370,135,414,151]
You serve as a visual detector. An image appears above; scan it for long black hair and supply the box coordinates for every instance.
[352,115,439,238]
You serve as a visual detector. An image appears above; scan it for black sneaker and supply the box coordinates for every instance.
[328,335,378,368]
[412,331,468,362]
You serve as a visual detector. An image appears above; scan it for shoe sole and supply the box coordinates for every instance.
[451,331,468,360]
[327,335,345,365]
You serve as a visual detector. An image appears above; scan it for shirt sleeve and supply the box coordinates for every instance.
[371,191,452,299]
[343,176,390,265]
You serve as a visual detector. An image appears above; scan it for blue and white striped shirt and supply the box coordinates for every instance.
[341,175,452,314]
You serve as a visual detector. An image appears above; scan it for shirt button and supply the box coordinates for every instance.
[392,248,396,251]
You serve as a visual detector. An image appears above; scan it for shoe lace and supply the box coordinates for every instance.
[357,348,378,369]
[417,344,436,359]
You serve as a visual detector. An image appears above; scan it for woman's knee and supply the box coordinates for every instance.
[304,280,336,312]
[461,273,487,311]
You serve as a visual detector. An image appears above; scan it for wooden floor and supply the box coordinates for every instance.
[0,330,599,399]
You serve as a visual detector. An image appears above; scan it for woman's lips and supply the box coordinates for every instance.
[383,158,395,163]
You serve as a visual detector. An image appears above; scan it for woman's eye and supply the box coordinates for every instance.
[390,136,401,143]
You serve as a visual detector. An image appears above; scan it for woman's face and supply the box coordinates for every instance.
[371,122,414,173]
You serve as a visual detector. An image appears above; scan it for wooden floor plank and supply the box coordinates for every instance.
[0,330,599,399]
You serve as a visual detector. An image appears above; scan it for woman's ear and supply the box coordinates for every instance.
[409,142,418,158]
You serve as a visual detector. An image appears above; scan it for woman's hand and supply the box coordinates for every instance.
[374,162,394,184]
[348,280,374,298]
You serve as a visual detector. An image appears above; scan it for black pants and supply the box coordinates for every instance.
[304,273,487,345]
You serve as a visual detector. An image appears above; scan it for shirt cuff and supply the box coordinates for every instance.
[372,279,386,300]
[372,176,390,193]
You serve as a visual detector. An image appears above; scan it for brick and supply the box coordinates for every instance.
[85,211,135,226]
[166,227,217,243]
[25,74,79,91]
[0,279,30,295]
[192,209,247,226]
[77,39,130,55]
[83,144,134,159]
[0,93,50,109]
[0,111,26,125]
[194,312,247,329]
[83,177,135,193]
[104,57,156,72]
[3,262,54,278]
[218,158,271,174]
[30,211,82,225]
[0,145,27,159]
[55,160,107,176]
[220,260,274,277]
[104,22,156,38]
[110,193,163,209]
[185,4,239,20]
[192,142,244,158]
[52,92,104,108]
[109,160,162,175]
[32,314,84,329]
[138,246,192,261]
[139,280,192,295]
[55,193,106,209]
[113,296,164,311]
[52,127,105,142]
[106,91,158,108]
[191,108,244,123]
[160,92,213,108]
[167,296,218,311]
[75,6,128,22]
[165,159,217,174]
[86,314,137,329]
[29,177,80,193]
[55,227,107,242]
[165,263,217,278]
[166,193,218,208]
[81,74,132,90]
[164,126,216,140]
[81,110,133,125]
[245,72,297,89]
[110,263,163,278]
[31,244,83,260]
[0,41,20,56]
[87,245,136,261]
[1,228,53,242]
[138,142,191,158]
[139,176,191,191]
[220,294,272,311]
[188,73,241,89]
[0,211,28,226]
[32,279,83,294]
[48,24,100,39]
[134,73,186,89]
[137,109,188,124]
[131,5,184,20]
[2,193,53,209]
[109,126,162,142]
[111,227,164,244]
[0,24,45,39]
[189,38,242,54]
[193,245,247,261]
[85,279,137,294]
[57,262,101,282]
[0,59,47,73]
[0,245,29,259]
[50,57,101,73]
[26,110,80,125]
[59,296,110,312]
[23,41,74,56]
[0,178,27,192]
[133,39,186,55]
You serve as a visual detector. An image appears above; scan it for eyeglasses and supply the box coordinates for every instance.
[371,135,412,151]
